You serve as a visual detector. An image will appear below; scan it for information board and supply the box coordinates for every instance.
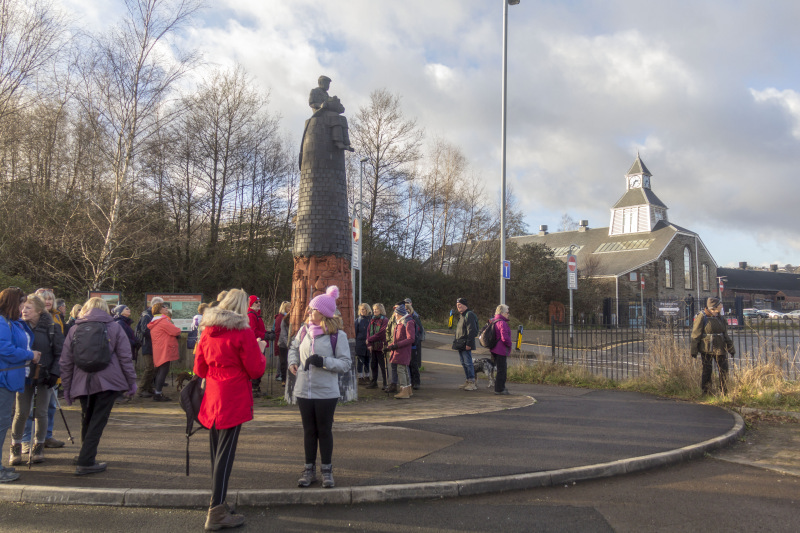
[88,291,122,308]
[145,293,203,331]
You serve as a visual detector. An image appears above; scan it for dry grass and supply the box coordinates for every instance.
[508,331,800,412]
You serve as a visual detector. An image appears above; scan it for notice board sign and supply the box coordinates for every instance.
[145,293,203,332]
[88,291,122,308]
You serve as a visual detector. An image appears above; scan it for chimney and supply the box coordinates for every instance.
[538,225,548,236]
[770,264,778,272]
[578,220,589,232]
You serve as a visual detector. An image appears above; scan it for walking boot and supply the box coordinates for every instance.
[8,444,22,466]
[297,463,317,487]
[204,502,245,531]
[458,380,470,389]
[464,380,478,391]
[365,380,378,389]
[30,443,45,464]
[321,464,335,488]
[385,383,398,393]
[394,385,412,399]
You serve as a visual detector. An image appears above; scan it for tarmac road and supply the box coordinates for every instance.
[1,452,797,532]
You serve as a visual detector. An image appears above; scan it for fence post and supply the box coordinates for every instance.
[551,315,556,364]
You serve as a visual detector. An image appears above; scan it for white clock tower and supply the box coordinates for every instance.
[609,154,668,235]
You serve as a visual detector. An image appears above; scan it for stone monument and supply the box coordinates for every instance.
[291,76,355,339]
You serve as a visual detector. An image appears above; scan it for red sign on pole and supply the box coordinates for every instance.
[567,255,577,273]
[719,280,724,292]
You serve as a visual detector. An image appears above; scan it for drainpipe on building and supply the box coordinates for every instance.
[694,235,701,302]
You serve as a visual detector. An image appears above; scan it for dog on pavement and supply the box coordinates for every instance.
[473,357,496,388]
[176,371,193,392]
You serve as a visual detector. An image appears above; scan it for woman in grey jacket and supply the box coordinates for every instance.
[288,286,351,489]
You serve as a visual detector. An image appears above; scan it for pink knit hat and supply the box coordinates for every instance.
[309,285,339,318]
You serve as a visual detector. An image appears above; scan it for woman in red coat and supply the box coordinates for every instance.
[385,304,416,400]
[194,289,266,530]
[147,303,181,402]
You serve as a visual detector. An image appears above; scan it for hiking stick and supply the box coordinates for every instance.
[28,365,40,469]
[52,391,75,444]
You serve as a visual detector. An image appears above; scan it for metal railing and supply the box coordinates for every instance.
[549,308,800,381]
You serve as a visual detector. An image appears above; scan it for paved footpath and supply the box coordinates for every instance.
[0,348,745,508]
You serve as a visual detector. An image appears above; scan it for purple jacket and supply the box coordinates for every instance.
[60,309,137,404]
[490,314,512,357]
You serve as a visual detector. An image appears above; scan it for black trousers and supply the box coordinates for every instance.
[370,350,387,386]
[297,397,338,465]
[78,390,118,467]
[701,353,729,394]
[154,361,170,393]
[209,424,242,507]
[409,346,422,386]
[493,355,508,392]
[278,347,288,382]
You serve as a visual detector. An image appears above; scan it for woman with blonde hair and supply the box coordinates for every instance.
[274,301,291,385]
[34,289,64,334]
[193,289,266,530]
[9,295,63,465]
[354,303,371,383]
[60,297,137,475]
[288,286,351,488]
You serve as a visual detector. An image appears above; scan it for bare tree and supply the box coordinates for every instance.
[74,0,200,289]
[350,89,424,260]
[0,0,66,120]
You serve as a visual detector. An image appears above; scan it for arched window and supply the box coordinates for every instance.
[702,264,709,291]
[665,259,672,288]
[684,247,692,289]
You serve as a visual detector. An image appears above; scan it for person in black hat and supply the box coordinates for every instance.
[452,298,479,391]
[690,297,735,395]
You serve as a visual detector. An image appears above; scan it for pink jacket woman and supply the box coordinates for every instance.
[490,314,513,357]
[148,313,181,367]
[388,314,416,366]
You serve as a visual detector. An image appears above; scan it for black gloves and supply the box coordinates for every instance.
[690,353,697,359]
[45,375,60,388]
[386,344,397,352]
[303,354,324,371]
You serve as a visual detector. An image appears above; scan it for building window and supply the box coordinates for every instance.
[702,264,709,291]
[665,259,672,288]
[684,247,692,289]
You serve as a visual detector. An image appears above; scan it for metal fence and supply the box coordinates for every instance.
[550,309,800,381]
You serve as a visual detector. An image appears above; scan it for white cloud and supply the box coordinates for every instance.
[750,87,800,140]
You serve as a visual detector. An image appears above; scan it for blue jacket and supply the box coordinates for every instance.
[0,316,35,393]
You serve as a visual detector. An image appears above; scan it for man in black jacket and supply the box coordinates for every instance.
[452,298,478,391]
[136,297,163,398]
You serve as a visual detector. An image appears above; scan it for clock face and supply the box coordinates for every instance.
[629,176,641,188]
[643,176,651,188]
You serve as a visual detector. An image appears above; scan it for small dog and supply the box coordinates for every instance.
[473,357,496,388]
[176,371,194,392]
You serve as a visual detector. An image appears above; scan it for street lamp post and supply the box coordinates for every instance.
[500,0,520,305]
[359,158,368,307]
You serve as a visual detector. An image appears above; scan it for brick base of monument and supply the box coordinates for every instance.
[289,254,355,339]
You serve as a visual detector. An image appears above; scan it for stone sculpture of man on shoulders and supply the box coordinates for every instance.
[307,75,354,152]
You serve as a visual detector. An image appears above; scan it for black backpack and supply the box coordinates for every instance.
[179,376,207,476]
[479,318,499,349]
[71,321,112,373]
[412,314,425,344]
[134,312,149,345]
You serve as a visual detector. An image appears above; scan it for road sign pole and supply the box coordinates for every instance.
[640,275,645,333]
[567,246,578,343]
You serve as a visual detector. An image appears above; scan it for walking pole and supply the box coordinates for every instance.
[52,391,75,444]
[28,365,40,469]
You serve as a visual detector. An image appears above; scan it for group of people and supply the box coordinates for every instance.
[0,288,139,485]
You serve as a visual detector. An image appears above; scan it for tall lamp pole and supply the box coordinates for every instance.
[358,157,368,307]
[500,0,520,305]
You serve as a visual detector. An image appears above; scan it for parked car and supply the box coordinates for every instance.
[743,308,760,319]
[786,310,800,319]
[764,309,787,319]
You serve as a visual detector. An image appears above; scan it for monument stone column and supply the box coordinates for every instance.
[290,75,356,339]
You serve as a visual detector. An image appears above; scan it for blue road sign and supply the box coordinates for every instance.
[502,260,511,280]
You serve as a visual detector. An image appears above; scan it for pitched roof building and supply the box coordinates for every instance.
[511,155,718,317]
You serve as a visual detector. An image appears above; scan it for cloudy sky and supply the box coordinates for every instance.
[61,0,800,268]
